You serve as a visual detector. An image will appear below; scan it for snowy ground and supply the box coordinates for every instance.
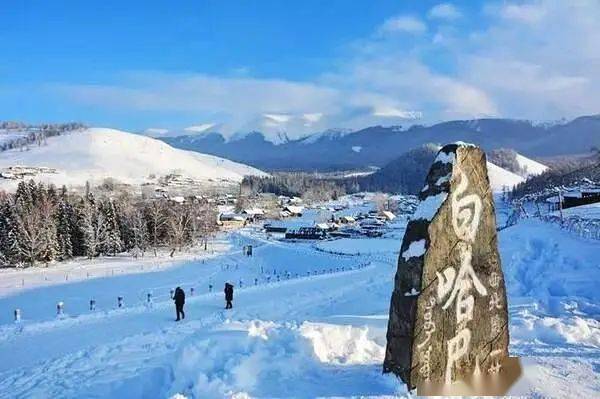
[0,198,598,398]
[0,238,232,298]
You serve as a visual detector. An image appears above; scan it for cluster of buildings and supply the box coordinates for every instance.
[282,209,397,240]
[0,165,58,180]
[545,184,600,212]
[218,195,306,230]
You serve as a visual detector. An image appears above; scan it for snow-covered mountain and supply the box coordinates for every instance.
[0,128,267,190]
[298,128,354,145]
[338,144,525,194]
[160,115,600,171]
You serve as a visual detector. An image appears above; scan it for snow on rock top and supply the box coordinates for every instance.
[435,151,455,165]
[412,192,448,221]
[401,239,426,261]
[0,128,267,189]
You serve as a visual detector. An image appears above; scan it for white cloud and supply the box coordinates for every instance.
[144,128,169,137]
[372,106,422,119]
[499,3,547,24]
[263,113,291,124]
[47,1,600,139]
[184,123,216,133]
[378,15,427,35]
[302,113,323,124]
[428,3,462,20]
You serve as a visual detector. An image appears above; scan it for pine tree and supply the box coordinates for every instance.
[71,198,87,257]
[99,199,122,255]
[0,201,20,266]
[79,198,108,259]
[56,198,74,260]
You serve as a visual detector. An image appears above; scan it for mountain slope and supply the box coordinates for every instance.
[486,162,525,191]
[342,144,524,194]
[515,153,548,177]
[161,115,600,171]
[0,128,266,190]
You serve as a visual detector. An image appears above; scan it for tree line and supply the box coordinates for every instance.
[242,173,346,202]
[0,180,218,267]
[0,122,86,152]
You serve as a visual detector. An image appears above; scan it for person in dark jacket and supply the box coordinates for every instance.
[174,286,185,321]
[224,283,234,309]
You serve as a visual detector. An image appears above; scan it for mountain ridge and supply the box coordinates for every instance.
[160,115,600,171]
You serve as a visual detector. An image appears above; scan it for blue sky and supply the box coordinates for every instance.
[1,1,599,139]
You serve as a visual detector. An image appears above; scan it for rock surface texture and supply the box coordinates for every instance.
[383,143,509,390]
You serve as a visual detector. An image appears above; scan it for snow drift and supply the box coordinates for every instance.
[0,128,267,190]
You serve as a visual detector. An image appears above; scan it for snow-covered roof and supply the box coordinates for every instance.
[381,211,396,220]
[284,205,304,214]
[242,208,265,215]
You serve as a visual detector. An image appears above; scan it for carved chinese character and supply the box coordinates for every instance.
[445,328,471,384]
[436,242,488,312]
[489,272,501,289]
[488,292,503,311]
[451,169,482,243]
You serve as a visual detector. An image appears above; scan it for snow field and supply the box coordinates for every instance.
[0,198,598,398]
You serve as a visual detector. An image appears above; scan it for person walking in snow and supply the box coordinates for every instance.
[224,283,234,309]
[174,286,185,321]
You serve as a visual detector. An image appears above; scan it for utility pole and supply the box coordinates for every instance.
[558,189,564,223]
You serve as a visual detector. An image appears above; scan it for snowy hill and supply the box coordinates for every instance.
[515,153,548,177]
[486,161,525,191]
[0,128,266,190]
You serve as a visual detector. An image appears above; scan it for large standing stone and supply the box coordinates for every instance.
[383,143,510,392]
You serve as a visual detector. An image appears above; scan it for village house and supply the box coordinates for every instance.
[339,215,356,224]
[282,205,304,217]
[169,196,186,204]
[242,208,265,222]
[546,185,600,212]
[380,210,396,221]
[218,213,247,229]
